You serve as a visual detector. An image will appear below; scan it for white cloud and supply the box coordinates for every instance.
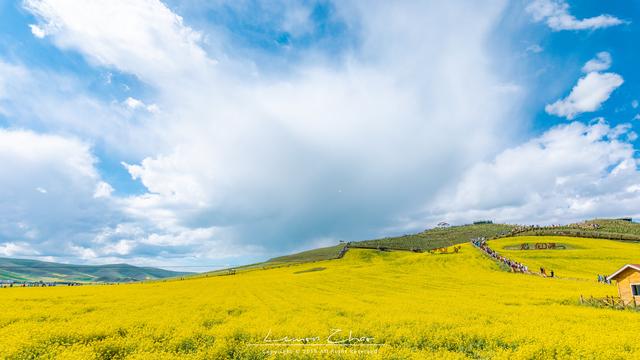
[0,129,110,256]
[632,100,638,109]
[0,242,39,257]
[142,228,217,247]
[545,72,623,119]
[28,24,46,38]
[101,239,135,256]
[123,97,144,109]
[146,104,160,113]
[526,0,625,31]
[546,52,622,119]
[425,121,640,225]
[94,181,114,198]
[14,0,638,268]
[24,0,212,86]
[582,51,612,73]
[69,244,98,260]
[20,0,526,258]
[0,129,227,266]
[123,97,159,113]
[0,60,161,157]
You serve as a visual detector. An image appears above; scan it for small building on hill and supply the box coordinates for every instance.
[608,264,640,306]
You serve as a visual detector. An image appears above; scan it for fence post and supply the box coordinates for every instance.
[580,295,584,304]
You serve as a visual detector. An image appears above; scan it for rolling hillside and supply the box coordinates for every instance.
[199,219,636,278]
[351,223,515,250]
[195,245,347,278]
[512,219,640,241]
[198,224,515,277]
[2,240,639,358]
[268,244,346,263]
[0,257,191,283]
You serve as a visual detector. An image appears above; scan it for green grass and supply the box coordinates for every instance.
[352,223,516,250]
[268,244,346,263]
[514,219,640,241]
[588,219,640,235]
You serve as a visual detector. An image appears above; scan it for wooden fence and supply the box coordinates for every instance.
[580,295,638,309]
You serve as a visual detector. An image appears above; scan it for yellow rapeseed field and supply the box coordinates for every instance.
[1,237,639,359]
[491,236,640,280]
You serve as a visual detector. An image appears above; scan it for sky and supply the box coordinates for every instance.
[0,0,639,270]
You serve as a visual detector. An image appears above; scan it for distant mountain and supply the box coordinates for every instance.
[0,257,192,283]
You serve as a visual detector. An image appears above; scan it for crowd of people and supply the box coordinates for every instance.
[471,238,529,273]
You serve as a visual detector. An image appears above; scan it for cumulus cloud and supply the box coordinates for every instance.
[0,128,244,268]
[526,0,625,31]
[424,120,640,225]
[546,58,623,119]
[12,0,638,269]
[0,129,112,257]
[0,242,40,257]
[24,0,212,86]
[582,51,612,73]
[17,0,528,261]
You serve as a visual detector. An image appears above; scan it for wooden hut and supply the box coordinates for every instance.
[608,264,640,306]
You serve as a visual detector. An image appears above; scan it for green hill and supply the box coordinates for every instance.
[195,245,347,278]
[267,244,346,263]
[199,223,515,277]
[186,218,640,279]
[351,223,516,250]
[512,218,640,241]
[0,257,191,283]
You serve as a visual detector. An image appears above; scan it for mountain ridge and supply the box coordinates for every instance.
[0,257,192,283]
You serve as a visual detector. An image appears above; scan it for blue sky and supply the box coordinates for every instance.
[0,0,639,270]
